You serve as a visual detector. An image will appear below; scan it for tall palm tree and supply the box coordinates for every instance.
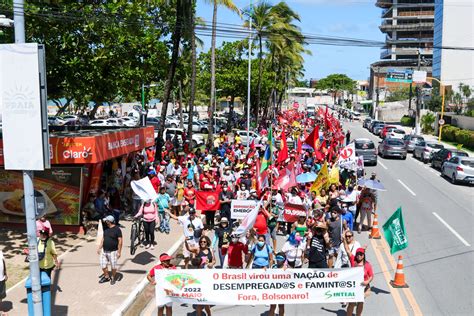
[205,0,240,147]
[156,0,192,162]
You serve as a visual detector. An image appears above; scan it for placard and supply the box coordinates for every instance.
[231,200,257,219]
[283,203,307,222]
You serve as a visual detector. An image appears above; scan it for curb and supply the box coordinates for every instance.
[112,235,185,316]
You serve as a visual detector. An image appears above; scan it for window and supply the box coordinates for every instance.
[387,139,404,146]
[427,143,443,149]
[355,142,375,150]
[461,159,474,167]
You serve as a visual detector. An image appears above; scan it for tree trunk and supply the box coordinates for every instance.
[255,34,263,125]
[187,2,197,151]
[227,95,235,132]
[89,103,101,119]
[178,81,184,130]
[54,98,73,117]
[208,1,218,148]
[156,0,184,162]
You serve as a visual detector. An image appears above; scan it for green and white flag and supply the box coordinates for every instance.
[382,207,408,254]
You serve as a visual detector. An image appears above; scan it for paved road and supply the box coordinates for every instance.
[142,120,473,316]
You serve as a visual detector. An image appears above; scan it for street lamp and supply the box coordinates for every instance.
[426,77,446,142]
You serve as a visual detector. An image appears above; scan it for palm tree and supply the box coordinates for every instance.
[156,0,190,162]
[205,0,240,147]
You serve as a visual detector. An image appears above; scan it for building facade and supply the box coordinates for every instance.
[433,0,474,93]
[370,0,435,98]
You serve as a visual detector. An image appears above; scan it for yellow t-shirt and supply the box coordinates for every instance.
[235,135,241,144]
[38,238,57,269]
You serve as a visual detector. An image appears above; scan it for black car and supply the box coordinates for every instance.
[431,148,469,169]
[355,138,377,166]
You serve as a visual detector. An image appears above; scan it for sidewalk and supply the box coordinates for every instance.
[4,220,182,316]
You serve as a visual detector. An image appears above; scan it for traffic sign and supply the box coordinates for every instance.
[438,119,445,125]
[386,69,413,83]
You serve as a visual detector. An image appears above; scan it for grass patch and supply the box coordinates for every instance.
[441,140,474,154]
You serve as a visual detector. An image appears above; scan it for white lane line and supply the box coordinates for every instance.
[397,179,417,196]
[378,161,388,170]
[432,212,471,247]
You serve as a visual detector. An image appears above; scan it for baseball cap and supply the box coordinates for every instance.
[103,215,115,223]
[356,248,365,254]
[159,253,173,262]
[220,217,229,223]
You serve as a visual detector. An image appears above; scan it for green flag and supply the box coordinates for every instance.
[382,207,408,254]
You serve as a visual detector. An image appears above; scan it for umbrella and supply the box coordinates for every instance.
[302,143,313,150]
[296,172,317,183]
[358,178,386,191]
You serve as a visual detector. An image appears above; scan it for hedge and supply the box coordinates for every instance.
[400,115,415,126]
[441,124,474,149]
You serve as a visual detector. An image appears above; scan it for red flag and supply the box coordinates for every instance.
[195,191,220,211]
[297,136,302,154]
[277,129,289,163]
[304,125,320,151]
[275,166,297,192]
[328,140,336,162]
[250,138,255,151]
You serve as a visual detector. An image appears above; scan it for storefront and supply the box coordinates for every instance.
[0,126,154,228]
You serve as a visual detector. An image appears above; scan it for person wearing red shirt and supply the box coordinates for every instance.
[342,236,374,316]
[253,206,270,243]
[148,170,160,193]
[226,235,249,268]
[183,181,196,207]
[147,253,176,316]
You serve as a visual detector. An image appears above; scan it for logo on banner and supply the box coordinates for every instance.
[135,135,140,147]
[3,87,36,116]
[63,146,93,159]
[206,195,217,206]
[165,274,201,290]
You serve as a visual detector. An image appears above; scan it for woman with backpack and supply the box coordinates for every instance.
[37,229,59,278]
[246,235,273,269]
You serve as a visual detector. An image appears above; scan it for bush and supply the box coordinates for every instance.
[400,115,415,126]
[441,125,458,142]
[455,129,474,148]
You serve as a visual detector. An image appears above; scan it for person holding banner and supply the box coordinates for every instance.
[268,252,287,316]
[147,253,176,316]
[246,235,273,269]
[226,234,249,269]
[342,236,373,316]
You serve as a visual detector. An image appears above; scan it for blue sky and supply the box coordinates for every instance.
[196,0,383,81]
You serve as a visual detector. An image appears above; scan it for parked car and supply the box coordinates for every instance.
[165,117,181,128]
[372,123,386,136]
[441,156,474,184]
[146,117,161,129]
[363,118,372,129]
[106,118,124,126]
[354,138,377,166]
[403,135,425,152]
[89,119,109,127]
[413,141,444,163]
[120,116,138,127]
[380,125,397,139]
[431,148,469,169]
[48,116,65,126]
[387,129,406,139]
[163,128,204,148]
[235,130,262,146]
[378,138,407,159]
[62,115,79,123]
[368,120,383,132]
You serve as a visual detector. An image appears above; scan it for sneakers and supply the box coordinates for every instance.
[165,230,170,235]
[99,276,110,284]
[150,245,155,250]
[110,278,116,285]
[145,244,151,249]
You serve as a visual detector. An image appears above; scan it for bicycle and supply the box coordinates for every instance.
[130,218,145,255]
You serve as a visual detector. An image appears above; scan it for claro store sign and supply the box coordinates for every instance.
[0,127,155,165]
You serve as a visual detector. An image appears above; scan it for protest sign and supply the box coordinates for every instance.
[195,191,220,211]
[155,268,364,306]
[337,143,358,170]
[283,203,307,222]
[231,200,257,219]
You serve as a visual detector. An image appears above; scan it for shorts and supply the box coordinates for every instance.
[100,250,118,269]
[0,280,6,299]
[328,246,339,256]
[268,226,277,240]
[182,239,197,258]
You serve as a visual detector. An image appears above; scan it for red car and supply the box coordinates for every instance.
[380,125,397,139]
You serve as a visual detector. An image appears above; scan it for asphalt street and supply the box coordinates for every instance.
[142,120,473,316]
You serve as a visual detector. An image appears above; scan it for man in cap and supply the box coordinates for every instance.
[147,253,176,316]
[97,215,122,284]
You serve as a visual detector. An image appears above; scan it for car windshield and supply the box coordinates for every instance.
[394,130,405,134]
[461,159,474,167]
[418,141,426,146]
[454,151,468,157]
[387,139,404,146]
[427,143,443,149]
[355,142,375,149]
[412,136,424,141]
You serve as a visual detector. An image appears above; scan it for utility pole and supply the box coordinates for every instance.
[246,0,252,152]
[374,67,380,120]
[13,0,44,315]
[415,49,421,134]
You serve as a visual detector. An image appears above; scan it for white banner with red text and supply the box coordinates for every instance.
[155,268,364,306]
[231,200,257,219]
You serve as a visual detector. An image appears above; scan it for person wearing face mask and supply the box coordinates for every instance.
[236,184,249,200]
[246,235,273,269]
[306,222,330,269]
[218,181,234,223]
[212,217,232,267]
[268,252,287,316]
[226,234,249,269]
[281,232,306,268]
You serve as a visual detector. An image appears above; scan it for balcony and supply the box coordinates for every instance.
[397,10,434,17]
[386,36,434,44]
[379,22,434,32]
[380,47,433,59]
[376,0,392,8]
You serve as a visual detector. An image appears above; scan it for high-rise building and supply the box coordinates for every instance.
[433,0,474,93]
[369,0,435,98]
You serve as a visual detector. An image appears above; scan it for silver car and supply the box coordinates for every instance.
[403,135,425,152]
[378,138,407,159]
[413,141,444,163]
[441,156,474,185]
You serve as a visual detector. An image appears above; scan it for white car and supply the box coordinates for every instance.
[120,117,137,127]
[441,156,474,184]
[162,128,205,148]
[165,117,181,128]
[235,130,262,146]
[62,115,79,123]
[106,118,124,126]
[90,119,109,127]
[387,129,406,140]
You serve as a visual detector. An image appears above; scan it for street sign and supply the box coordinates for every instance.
[438,119,445,125]
[386,69,413,83]
[413,70,427,83]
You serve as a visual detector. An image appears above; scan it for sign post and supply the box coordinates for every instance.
[385,69,413,83]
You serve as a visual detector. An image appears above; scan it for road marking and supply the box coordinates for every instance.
[432,212,471,246]
[370,238,409,316]
[397,179,417,196]
[379,161,388,170]
[379,239,423,316]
